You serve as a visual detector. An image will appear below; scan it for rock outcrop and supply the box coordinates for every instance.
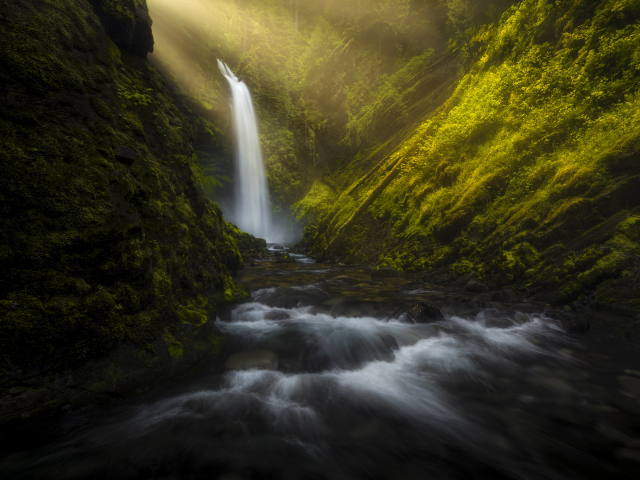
[88,0,154,58]
[0,0,244,423]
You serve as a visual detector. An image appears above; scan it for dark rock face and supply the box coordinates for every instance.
[0,0,243,423]
[114,145,138,165]
[88,0,154,58]
[406,301,444,322]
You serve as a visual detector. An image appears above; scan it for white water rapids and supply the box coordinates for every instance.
[218,60,272,241]
[3,258,640,480]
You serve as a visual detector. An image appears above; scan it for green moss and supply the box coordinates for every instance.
[275,253,297,264]
[296,0,640,306]
[617,215,640,241]
[181,309,207,326]
[119,111,146,137]
[89,97,114,120]
[163,330,184,358]
[106,37,122,66]
[292,180,338,224]
[0,0,247,377]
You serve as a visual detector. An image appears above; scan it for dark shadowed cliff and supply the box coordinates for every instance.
[0,0,251,423]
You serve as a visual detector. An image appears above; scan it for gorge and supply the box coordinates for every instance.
[1,0,640,478]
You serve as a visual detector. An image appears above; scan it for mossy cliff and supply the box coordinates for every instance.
[0,0,247,423]
[301,0,640,316]
[144,0,476,233]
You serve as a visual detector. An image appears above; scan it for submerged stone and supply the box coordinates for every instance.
[397,301,444,323]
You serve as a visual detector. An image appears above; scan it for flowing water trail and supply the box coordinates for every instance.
[218,60,271,241]
[2,254,640,479]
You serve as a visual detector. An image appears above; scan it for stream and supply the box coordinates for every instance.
[2,248,640,479]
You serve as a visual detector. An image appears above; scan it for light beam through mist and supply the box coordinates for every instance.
[218,60,272,241]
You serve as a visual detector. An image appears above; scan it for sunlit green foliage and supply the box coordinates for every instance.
[344,50,435,145]
[147,0,447,213]
[305,0,640,307]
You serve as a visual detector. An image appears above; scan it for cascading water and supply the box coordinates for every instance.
[217,60,272,241]
[3,256,640,480]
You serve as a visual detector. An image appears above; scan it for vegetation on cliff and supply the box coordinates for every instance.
[145,0,479,231]
[0,0,248,417]
[302,0,640,312]
[133,0,639,312]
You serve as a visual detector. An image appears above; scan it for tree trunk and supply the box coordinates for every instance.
[295,0,298,34]
[243,11,247,54]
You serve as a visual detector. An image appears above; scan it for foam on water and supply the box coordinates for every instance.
[2,280,595,480]
[289,253,316,264]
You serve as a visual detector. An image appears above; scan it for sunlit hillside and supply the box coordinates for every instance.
[300,0,640,310]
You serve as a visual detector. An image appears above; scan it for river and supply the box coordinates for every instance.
[2,249,640,479]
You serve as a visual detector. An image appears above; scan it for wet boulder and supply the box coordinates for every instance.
[224,350,279,371]
[224,222,270,264]
[275,253,297,263]
[397,301,444,323]
[611,304,639,318]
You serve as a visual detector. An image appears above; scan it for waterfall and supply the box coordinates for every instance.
[217,60,272,241]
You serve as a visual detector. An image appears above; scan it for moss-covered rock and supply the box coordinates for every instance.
[275,253,297,264]
[224,221,270,263]
[0,0,244,423]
